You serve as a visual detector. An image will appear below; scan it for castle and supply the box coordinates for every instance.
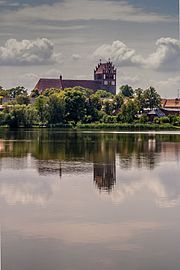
[34,60,116,95]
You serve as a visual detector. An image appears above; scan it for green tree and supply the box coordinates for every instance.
[70,87,93,98]
[47,94,65,124]
[16,94,30,105]
[64,89,86,124]
[5,105,26,128]
[159,117,170,124]
[0,89,7,97]
[7,86,28,99]
[85,94,102,122]
[134,88,145,113]
[139,114,148,123]
[103,100,114,115]
[24,105,38,127]
[120,85,134,97]
[95,90,113,99]
[42,88,62,97]
[121,100,138,123]
[113,93,124,111]
[0,111,6,126]
[143,87,161,109]
[35,95,48,124]
[30,89,40,98]
[102,114,117,123]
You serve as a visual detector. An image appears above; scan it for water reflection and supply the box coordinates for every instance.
[1,129,180,270]
[93,139,116,192]
[0,130,180,195]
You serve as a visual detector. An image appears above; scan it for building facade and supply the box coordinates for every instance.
[34,60,116,95]
[94,60,116,94]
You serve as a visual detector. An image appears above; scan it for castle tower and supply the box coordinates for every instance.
[94,59,116,94]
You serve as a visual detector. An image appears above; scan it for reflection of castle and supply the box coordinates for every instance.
[94,162,116,192]
[93,139,116,192]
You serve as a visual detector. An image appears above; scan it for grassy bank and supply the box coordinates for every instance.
[0,123,180,131]
[77,123,180,130]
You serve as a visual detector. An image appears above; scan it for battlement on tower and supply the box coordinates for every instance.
[94,60,116,95]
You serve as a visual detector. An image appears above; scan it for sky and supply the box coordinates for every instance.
[0,0,179,97]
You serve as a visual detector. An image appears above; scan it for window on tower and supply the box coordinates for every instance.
[111,81,115,86]
[104,80,108,85]
[113,74,116,80]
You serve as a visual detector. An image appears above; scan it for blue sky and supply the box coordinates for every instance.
[125,0,178,15]
[0,0,179,97]
[2,0,178,14]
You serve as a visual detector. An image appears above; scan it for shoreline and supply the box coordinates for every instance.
[0,123,180,132]
[77,123,180,131]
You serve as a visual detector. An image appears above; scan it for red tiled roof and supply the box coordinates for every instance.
[34,79,63,93]
[95,62,115,74]
[34,78,102,92]
[161,98,180,108]
[62,80,101,91]
[161,99,167,107]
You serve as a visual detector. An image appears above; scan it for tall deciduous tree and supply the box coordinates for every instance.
[7,86,28,99]
[113,93,124,110]
[35,95,48,123]
[5,105,26,128]
[16,94,30,105]
[134,88,145,113]
[120,85,134,97]
[143,87,161,109]
[24,105,38,127]
[64,89,86,124]
[121,100,138,123]
[30,89,40,98]
[95,90,113,99]
[47,94,65,124]
[85,94,102,122]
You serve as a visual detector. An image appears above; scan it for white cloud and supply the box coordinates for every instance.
[93,37,180,72]
[152,75,180,97]
[109,177,180,208]
[72,54,81,61]
[93,40,144,67]
[158,75,180,88]
[118,72,141,89]
[146,38,180,71]
[101,165,180,208]
[0,38,61,65]
[0,169,59,205]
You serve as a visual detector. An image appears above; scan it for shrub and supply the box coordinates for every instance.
[139,114,148,124]
[159,117,170,124]
[102,114,117,123]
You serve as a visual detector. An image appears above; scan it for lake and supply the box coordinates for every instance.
[0,129,180,270]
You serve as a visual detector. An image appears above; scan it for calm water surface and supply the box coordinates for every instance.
[0,129,180,270]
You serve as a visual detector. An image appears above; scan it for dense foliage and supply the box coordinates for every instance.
[0,85,179,128]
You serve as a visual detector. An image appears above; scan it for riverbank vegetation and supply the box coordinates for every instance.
[0,85,180,129]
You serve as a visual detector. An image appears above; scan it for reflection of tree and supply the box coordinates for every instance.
[37,160,62,177]
[1,129,180,207]
[0,129,180,175]
[115,134,162,170]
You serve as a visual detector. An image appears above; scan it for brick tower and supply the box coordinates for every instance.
[94,59,116,94]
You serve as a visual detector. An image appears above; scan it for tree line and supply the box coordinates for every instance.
[0,84,179,128]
